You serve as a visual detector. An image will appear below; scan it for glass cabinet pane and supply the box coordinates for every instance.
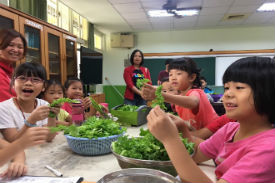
[48,33,61,82]
[0,15,13,29]
[24,25,41,63]
[66,40,76,78]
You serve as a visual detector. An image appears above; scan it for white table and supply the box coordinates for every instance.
[0,124,216,182]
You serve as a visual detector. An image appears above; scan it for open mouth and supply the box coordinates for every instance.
[22,89,34,94]
[225,103,237,107]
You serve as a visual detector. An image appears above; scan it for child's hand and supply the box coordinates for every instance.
[147,106,179,143]
[168,114,192,139]
[0,161,27,178]
[82,97,92,110]
[141,84,156,101]
[18,127,49,148]
[27,106,50,124]
[49,106,60,118]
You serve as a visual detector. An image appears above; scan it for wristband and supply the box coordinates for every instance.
[24,119,37,127]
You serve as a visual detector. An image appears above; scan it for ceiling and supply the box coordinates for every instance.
[61,0,275,33]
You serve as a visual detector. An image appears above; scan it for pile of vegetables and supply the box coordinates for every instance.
[136,78,150,89]
[50,116,126,139]
[116,104,139,112]
[48,98,79,118]
[112,128,194,161]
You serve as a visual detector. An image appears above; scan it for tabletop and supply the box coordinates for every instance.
[0,124,216,182]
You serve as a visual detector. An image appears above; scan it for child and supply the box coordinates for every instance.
[142,57,218,130]
[0,127,49,178]
[62,77,91,122]
[42,79,72,126]
[0,62,58,142]
[147,56,275,183]
[160,77,178,113]
[200,76,214,102]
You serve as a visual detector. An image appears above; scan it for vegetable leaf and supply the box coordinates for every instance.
[48,98,79,118]
[136,78,150,89]
[151,85,166,110]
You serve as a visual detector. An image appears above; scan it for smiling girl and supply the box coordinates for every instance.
[0,29,27,102]
[0,62,58,142]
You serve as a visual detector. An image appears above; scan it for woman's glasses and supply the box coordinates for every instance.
[15,76,43,84]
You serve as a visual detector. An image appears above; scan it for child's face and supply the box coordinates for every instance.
[14,75,44,101]
[161,81,178,95]
[44,84,64,103]
[200,79,207,89]
[169,69,195,91]
[66,81,83,99]
[223,81,255,121]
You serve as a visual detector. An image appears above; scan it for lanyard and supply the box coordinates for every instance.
[13,98,37,120]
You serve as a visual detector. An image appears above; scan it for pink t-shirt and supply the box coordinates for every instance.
[175,89,218,130]
[62,102,72,114]
[199,122,275,183]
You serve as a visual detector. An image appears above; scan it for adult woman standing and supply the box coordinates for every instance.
[123,49,151,106]
[0,29,27,102]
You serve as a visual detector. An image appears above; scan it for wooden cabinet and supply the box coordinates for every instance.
[0,4,77,84]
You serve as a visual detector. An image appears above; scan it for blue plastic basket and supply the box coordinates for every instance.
[65,133,124,156]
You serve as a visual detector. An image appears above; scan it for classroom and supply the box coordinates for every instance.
[0,0,275,183]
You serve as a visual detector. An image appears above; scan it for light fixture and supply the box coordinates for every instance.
[257,2,275,12]
[148,9,199,17]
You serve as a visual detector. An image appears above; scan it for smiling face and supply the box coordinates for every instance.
[14,75,44,101]
[133,51,142,66]
[223,81,256,121]
[0,37,24,64]
[169,69,195,92]
[44,84,64,103]
[65,81,83,99]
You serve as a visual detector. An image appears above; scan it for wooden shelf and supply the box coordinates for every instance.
[49,51,59,55]
[49,72,60,75]
[28,47,39,51]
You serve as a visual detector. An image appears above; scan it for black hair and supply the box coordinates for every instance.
[223,56,275,125]
[168,57,201,88]
[160,77,169,84]
[64,77,83,90]
[130,49,144,66]
[165,59,173,65]
[200,76,206,82]
[38,79,64,99]
[11,62,46,84]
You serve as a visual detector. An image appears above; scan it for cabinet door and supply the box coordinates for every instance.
[0,7,19,30]
[63,34,77,81]
[19,17,45,65]
[44,27,63,83]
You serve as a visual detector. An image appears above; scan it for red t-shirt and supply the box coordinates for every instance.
[0,61,16,102]
[206,114,236,133]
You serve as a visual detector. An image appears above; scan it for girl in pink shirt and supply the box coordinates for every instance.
[147,56,275,183]
[142,57,218,130]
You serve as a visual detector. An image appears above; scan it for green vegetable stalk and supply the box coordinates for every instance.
[48,98,80,118]
[136,78,150,89]
[151,85,166,110]
[89,96,109,118]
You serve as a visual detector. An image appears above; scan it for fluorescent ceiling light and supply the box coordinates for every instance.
[257,2,275,12]
[148,9,199,17]
[174,9,199,16]
[148,10,174,17]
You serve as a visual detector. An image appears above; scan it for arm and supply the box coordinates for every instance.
[147,106,213,183]
[191,128,214,139]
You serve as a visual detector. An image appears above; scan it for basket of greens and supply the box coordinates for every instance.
[111,104,151,126]
[51,116,126,156]
[111,128,194,176]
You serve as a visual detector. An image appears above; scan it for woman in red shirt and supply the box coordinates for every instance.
[0,29,27,102]
[123,49,151,106]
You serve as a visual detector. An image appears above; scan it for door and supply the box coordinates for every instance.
[0,7,19,30]
[63,34,77,81]
[19,17,45,65]
[44,27,63,83]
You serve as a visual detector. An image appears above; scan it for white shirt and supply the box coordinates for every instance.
[0,98,49,129]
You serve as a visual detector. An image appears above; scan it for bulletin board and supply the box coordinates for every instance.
[143,57,216,85]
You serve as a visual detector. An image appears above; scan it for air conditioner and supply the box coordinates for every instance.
[111,33,134,48]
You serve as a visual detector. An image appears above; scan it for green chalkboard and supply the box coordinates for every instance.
[143,57,216,85]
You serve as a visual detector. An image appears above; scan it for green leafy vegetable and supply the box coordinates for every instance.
[48,98,79,118]
[89,96,109,118]
[112,128,194,161]
[50,116,126,139]
[151,85,166,110]
[136,78,150,89]
[116,105,139,112]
